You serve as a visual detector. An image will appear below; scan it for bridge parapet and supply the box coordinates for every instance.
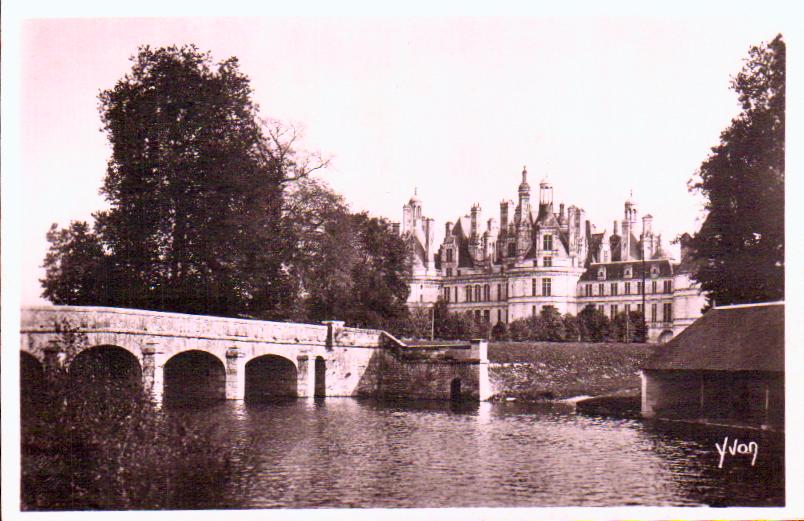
[21,306,332,346]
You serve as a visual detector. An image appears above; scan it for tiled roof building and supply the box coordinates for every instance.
[401,167,707,343]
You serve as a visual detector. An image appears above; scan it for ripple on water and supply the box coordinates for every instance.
[168,398,784,508]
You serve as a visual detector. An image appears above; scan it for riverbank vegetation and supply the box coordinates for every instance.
[487,341,658,400]
[397,300,647,344]
[21,322,237,510]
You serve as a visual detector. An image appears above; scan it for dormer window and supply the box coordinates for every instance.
[543,234,553,251]
[543,256,552,267]
[446,249,454,263]
[624,266,632,278]
[650,265,660,278]
[597,267,606,280]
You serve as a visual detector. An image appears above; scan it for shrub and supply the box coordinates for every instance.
[21,320,239,510]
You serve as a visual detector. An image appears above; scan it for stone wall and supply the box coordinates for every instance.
[356,340,490,401]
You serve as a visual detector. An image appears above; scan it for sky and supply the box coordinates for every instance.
[12,16,788,305]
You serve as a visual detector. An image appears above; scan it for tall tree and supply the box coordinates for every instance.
[284,178,411,329]
[40,222,111,306]
[41,45,320,318]
[686,35,785,305]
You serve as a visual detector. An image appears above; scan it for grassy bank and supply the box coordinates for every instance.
[488,341,658,400]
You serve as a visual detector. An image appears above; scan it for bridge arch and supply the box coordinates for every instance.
[68,345,143,400]
[245,354,298,401]
[164,350,226,403]
[658,330,674,343]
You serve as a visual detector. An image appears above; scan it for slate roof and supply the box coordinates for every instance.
[449,218,475,268]
[643,302,784,372]
[578,259,674,281]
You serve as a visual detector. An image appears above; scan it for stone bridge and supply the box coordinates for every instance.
[20,306,491,403]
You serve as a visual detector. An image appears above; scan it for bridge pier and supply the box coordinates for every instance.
[226,347,246,400]
[296,355,316,398]
[141,344,164,405]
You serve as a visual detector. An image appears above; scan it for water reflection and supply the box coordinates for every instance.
[166,398,783,508]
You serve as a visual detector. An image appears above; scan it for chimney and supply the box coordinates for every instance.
[445,221,453,237]
[613,220,619,236]
[642,214,653,235]
[470,203,482,238]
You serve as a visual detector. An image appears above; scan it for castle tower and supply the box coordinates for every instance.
[641,214,655,259]
[621,191,638,261]
[402,187,422,234]
[517,166,531,223]
[470,203,482,239]
[535,175,555,225]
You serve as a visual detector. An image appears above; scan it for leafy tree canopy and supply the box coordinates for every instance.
[685,35,785,306]
[41,44,407,329]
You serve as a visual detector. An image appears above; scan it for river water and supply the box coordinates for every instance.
[167,398,784,508]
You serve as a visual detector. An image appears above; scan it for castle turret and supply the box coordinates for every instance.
[470,203,482,239]
[621,191,638,261]
[535,175,555,225]
[517,166,531,224]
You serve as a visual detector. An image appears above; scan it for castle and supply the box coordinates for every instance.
[401,167,706,343]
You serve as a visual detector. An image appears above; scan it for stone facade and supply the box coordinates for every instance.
[401,167,707,343]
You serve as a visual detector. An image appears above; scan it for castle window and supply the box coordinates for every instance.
[543,256,552,267]
[624,282,631,295]
[497,309,502,323]
[508,242,516,257]
[663,280,672,293]
[446,249,454,262]
[454,287,458,302]
[483,309,490,323]
[475,285,481,302]
[532,278,537,296]
[497,284,503,301]
[651,303,658,323]
[598,283,605,296]
[637,303,644,314]
[465,286,472,302]
[484,284,490,301]
[585,284,592,297]
[610,304,618,319]
[663,302,673,322]
[597,267,606,280]
[637,281,643,294]
[624,266,633,278]
[446,268,453,277]
[542,278,552,297]
[598,304,605,314]
[651,280,658,294]
[532,305,537,316]
[543,234,553,251]
[610,282,618,296]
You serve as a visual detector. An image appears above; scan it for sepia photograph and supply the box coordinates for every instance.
[2,5,800,520]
